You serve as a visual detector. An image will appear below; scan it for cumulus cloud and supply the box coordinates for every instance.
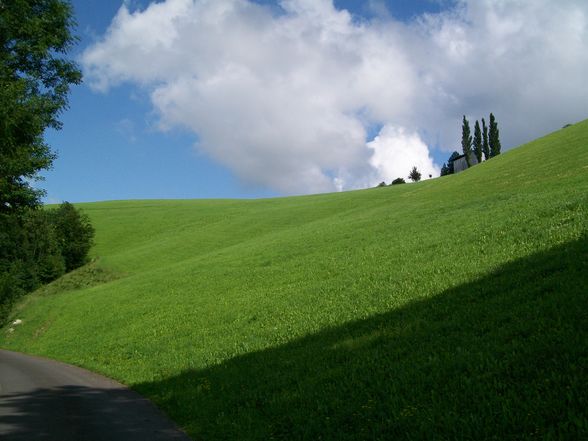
[369,126,439,183]
[82,0,588,194]
[409,0,588,150]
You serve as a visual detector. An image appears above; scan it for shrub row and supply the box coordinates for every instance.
[0,202,94,323]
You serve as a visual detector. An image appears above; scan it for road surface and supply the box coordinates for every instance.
[0,349,191,440]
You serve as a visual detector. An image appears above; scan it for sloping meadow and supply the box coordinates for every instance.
[3,120,587,439]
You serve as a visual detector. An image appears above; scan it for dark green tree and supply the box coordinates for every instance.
[473,120,482,163]
[482,118,490,160]
[0,0,82,213]
[408,167,421,182]
[51,202,95,272]
[0,1,83,323]
[391,177,406,185]
[0,210,64,321]
[489,113,501,157]
[21,210,66,283]
[461,115,473,166]
[440,163,450,176]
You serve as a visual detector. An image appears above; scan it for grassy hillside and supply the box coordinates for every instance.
[2,120,588,439]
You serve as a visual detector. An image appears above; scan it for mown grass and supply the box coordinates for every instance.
[2,120,588,439]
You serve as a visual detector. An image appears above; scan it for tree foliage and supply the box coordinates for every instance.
[473,120,482,163]
[461,116,473,166]
[408,167,421,182]
[0,0,82,213]
[0,203,94,323]
[440,163,450,176]
[391,177,406,185]
[482,118,490,160]
[0,1,88,323]
[51,202,95,272]
[489,113,501,157]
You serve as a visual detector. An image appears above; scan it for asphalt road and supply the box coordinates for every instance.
[0,349,191,441]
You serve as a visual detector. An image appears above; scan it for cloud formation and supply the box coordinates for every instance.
[83,0,588,194]
[369,126,439,183]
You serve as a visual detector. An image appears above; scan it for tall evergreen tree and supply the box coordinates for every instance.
[473,120,482,163]
[482,118,490,160]
[489,113,501,157]
[461,115,473,166]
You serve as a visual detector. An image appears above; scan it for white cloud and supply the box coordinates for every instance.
[410,0,588,149]
[368,126,439,184]
[82,0,588,194]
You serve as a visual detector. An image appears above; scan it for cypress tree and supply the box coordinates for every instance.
[461,115,472,166]
[489,113,501,157]
[482,118,490,160]
[473,120,482,163]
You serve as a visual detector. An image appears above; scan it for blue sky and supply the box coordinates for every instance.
[45,0,273,203]
[42,0,588,202]
[43,0,451,203]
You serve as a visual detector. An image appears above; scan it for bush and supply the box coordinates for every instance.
[51,202,95,272]
[391,178,406,185]
[22,210,66,284]
[0,210,64,324]
[0,203,94,324]
[0,270,23,324]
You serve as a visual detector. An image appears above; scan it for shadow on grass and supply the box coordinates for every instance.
[137,236,588,440]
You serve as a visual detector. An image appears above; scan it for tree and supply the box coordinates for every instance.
[51,202,95,271]
[391,177,406,185]
[408,167,421,182]
[461,115,473,166]
[0,0,82,213]
[0,210,65,321]
[0,202,94,323]
[0,1,83,323]
[489,113,501,157]
[440,163,450,176]
[482,118,490,160]
[473,120,482,163]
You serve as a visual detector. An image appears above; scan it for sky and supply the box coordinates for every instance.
[42,0,588,203]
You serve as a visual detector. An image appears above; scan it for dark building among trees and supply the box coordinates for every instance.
[444,113,501,176]
[451,152,479,173]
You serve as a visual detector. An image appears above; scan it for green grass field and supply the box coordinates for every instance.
[2,120,588,439]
